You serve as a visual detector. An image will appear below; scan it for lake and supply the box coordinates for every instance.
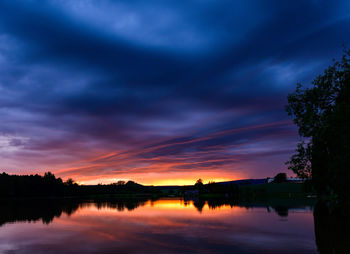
[0,198,319,253]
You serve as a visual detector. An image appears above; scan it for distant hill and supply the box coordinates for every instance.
[154,179,268,193]
[215,179,267,186]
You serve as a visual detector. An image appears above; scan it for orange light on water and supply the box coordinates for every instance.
[69,198,246,217]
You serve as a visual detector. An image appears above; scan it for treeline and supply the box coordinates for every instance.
[180,177,312,199]
[181,179,239,198]
[0,172,160,198]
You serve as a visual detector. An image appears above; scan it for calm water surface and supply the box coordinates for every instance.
[0,198,317,254]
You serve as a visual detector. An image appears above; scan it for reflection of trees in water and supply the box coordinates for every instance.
[193,200,205,212]
[0,197,307,227]
[207,198,236,209]
[272,206,288,217]
[92,198,149,211]
[194,198,314,218]
[4,197,349,252]
[314,202,350,254]
[0,199,81,226]
[0,198,151,226]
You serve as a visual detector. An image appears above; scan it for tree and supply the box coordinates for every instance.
[116,180,126,186]
[65,178,75,186]
[44,171,55,181]
[194,179,203,187]
[286,49,350,199]
[194,179,204,193]
[286,142,312,179]
[273,173,287,183]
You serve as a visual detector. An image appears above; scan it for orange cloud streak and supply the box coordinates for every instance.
[52,120,292,185]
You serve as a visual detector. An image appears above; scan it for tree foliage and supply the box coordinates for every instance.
[0,172,159,198]
[194,179,204,192]
[273,173,287,183]
[286,142,312,179]
[286,49,350,199]
[195,179,203,186]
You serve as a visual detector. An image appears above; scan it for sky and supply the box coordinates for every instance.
[0,0,349,185]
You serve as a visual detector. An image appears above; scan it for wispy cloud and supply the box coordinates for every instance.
[0,0,349,183]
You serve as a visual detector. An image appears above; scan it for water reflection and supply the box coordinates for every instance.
[313,202,350,254]
[0,198,347,253]
[0,199,81,225]
[0,198,150,226]
[0,198,314,226]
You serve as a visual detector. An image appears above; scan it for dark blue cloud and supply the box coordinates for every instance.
[0,0,349,183]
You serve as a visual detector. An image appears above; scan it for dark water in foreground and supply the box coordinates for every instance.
[0,198,319,253]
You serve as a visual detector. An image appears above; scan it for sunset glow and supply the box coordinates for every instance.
[0,0,348,185]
